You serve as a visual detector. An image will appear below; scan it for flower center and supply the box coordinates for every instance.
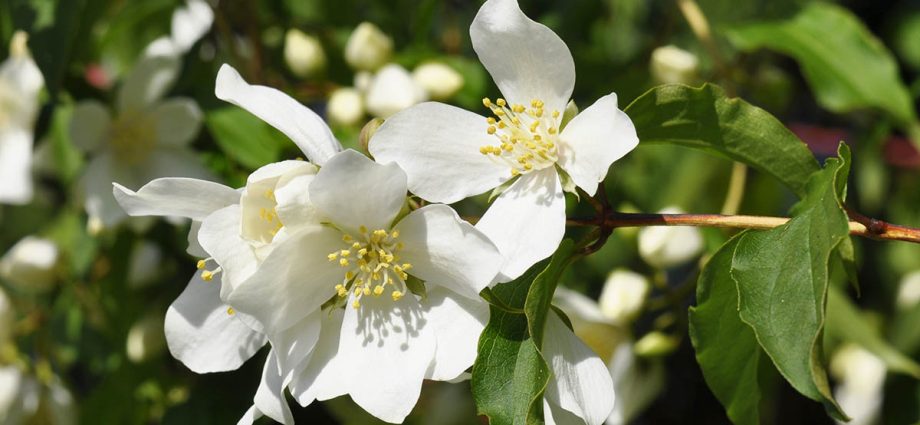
[110,110,156,164]
[478,97,561,177]
[328,226,413,309]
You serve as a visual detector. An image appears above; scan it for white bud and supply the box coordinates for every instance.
[327,87,365,126]
[634,331,679,357]
[284,29,326,78]
[412,62,464,101]
[599,269,650,325]
[638,207,704,268]
[0,237,59,293]
[650,45,698,85]
[365,64,427,119]
[354,71,373,93]
[126,313,166,363]
[344,22,393,71]
[896,270,920,310]
[830,344,885,425]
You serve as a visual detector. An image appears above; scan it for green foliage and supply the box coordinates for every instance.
[204,107,286,170]
[727,3,917,127]
[625,84,819,198]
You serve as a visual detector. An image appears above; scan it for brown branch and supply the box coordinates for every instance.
[565,212,920,244]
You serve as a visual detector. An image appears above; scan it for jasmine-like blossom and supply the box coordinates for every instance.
[144,0,214,58]
[0,31,44,205]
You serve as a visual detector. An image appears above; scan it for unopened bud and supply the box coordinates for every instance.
[365,64,427,119]
[126,313,166,363]
[327,87,365,126]
[650,45,698,85]
[284,29,326,78]
[360,118,384,155]
[599,269,650,324]
[344,22,393,71]
[638,207,704,269]
[0,237,59,293]
[412,62,464,101]
[897,271,920,310]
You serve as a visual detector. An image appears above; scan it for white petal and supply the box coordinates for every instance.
[545,397,586,425]
[253,349,295,425]
[225,225,344,335]
[423,287,488,381]
[69,101,111,153]
[0,46,43,97]
[274,173,323,231]
[82,154,139,228]
[365,64,427,119]
[291,309,348,405]
[543,313,615,425]
[142,148,216,183]
[270,309,322,383]
[339,294,435,423]
[164,273,266,373]
[240,161,317,244]
[470,0,575,114]
[143,37,181,58]
[187,221,208,257]
[215,64,341,165]
[0,127,33,205]
[113,177,239,220]
[395,204,501,299]
[171,0,213,52]
[152,98,203,147]
[197,205,259,296]
[369,102,509,204]
[553,287,611,325]
[117,55,180,112]
[475,168,565,280]
[557,93,637,196]
[309,150,406,233]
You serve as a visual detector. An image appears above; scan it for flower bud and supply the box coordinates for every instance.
[354,71,373,93]
[365,64,427,119]
[284,29,326,78]
[897,270,920,310]
[126,313,166,363]
[650,45,698,85]
[344,22,393,71]
[360,118,384,154]
[638,207,704,268]
[633,331,679,358]
[411,62,464,101]
[327,87,365,126]
[0,237,59,293]
[599,269,650,325]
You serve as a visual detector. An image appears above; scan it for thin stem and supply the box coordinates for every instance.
[720,162,747,215]
[675,0,731,88]
[566,212,920,244]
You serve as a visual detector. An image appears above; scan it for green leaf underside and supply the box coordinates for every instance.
[727,2,917,126]
[826,285,920,378]
[625,84,819,198]
[472,243,575,425]
[689,233,763,425]
[731,144,852,420]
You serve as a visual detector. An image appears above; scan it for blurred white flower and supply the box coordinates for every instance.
[598,269,650,325]
[365,64,427,119]
[126,312,167,363]
[0,367,24,423]
[0,368,74,425]
[327,87,365,126]
[144,0,214,58]
[71,55,214,228]
[896,270,920,309]
[0,31,44,205]
[0,289,14,348]
[650,45,698,85]
[284,29,326,78]
[638,207,704,268]
[344,22,393,71]
[831,344,886,425]
[127,240,163,288]
[354,71,373,93]
[0,236,58,293]
[370,0,638,281]
[412,62,464,101]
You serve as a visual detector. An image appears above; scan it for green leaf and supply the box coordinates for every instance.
[726,3,917,126]
[624,84,819,198]
[524,239,575,347]
[825,285,920,378]
[205,107,284,170]
[731,144,852,420]
[689,233,764,425]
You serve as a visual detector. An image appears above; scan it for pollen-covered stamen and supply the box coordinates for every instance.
[328,227,413,309]
[479,97,561,177]
[196,257,222,282]
[258,189,283,236]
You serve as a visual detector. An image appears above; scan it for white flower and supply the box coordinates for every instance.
[598,269,650,325]
[650,45,698,85]
[830,344,886,425]
[638,207,704,269]
[344,22,394,71]
[370,0,639,280]
[284,29,326,78]
[0,31,44,205]
[0,236,58,293]
[365,64,428,119]
[0,367,75,425]
[412,62,464,101]
[224,150,502,423]
[144,0,214,58]
[897,270,920,309]
[327,87,365,126]
[71,54,214,228]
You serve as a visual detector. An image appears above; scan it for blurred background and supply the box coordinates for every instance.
[1,0,919,423]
